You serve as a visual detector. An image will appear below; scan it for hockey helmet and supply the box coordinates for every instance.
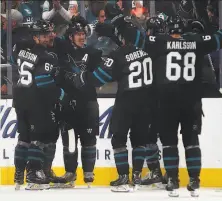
[191,20,205,34]
[146,17,166,35]
[66,22,86,36]
[167,15,184,34]
[30,20,54,34]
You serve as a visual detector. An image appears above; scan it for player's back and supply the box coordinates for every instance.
[111,44,154,104]
[151,34,204,100]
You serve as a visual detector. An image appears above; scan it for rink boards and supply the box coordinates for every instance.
[0,98,222,186]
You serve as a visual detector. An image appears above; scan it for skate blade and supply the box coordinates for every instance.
[140,182,165,190]
[190,190,199,197]
[15,183,22,191]
[168,189,179,197]
[132,184,140,191]
[111,185,131,192]
[153,182,166,189]
[25,183,50,190]
[86,182,92,188]
[50,183,75,189]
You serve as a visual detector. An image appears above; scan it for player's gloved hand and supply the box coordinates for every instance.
[71,15,88,27]
[58,89,70,111]
[64,71,86,89]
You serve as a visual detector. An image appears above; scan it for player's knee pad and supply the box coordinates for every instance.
[132,146,146,173]
[185,145,201,178]
[130,133,146,148]
[14,141,30,171]
[63,146,78,173]
[162,146,179,178]
[145,144,160,170]
[182,133,199,148]
[159,133,178,147]
[111,133,128,149]
[27,141,45,171]
[113,147,129,175]
[80,133,97,147]
[81,145,97,173]
[18,132,30,143]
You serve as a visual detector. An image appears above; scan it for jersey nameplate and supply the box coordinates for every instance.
[18,49,38,64]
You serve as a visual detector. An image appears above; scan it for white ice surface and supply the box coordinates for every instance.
[0,186,222,201]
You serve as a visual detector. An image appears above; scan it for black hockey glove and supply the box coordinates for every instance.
[64,71,86,89]
[57,89,70,111]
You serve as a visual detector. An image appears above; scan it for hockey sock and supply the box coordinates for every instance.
[43,143,56,173]
[14,141,29,171]
[146,144,161,171]
[132,146,146,173]
[163,146,179,179]
[63,146,78,173]
[185,145,201,179]
[81,145,96,173]
[113,147,129,175]
[27,142,45,171]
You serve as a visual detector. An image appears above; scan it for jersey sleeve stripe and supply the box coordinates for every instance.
[35,74,51,79]
[134,30,140,47]
[213,34,220,51]
[98,67,112,80]
[59,88,65,101]
[93,71,106,84]
[35,74,55,87]
[36,80,55,87]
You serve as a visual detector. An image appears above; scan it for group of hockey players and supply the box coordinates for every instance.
[6,0,221,198]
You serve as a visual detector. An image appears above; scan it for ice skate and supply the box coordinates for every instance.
[14,169,24,190]
[166,177,179,197]
[25,169,50,190]
[53,172,76,188]
[132,171,141,191]
[187,177,200,197]
[84,172,94,188]
[110,175,131,192]
[141,168,163,188]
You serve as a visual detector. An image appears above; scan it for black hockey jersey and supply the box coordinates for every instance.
[57,42,102,102]
[144,31,222,98]
[90,45,154,95]
[13,44,63,108]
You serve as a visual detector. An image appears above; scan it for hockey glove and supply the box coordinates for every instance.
[58,89,70,111]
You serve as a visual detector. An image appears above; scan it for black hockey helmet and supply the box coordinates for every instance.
[146,17,166,35]
[30,20,54,35]
[167,15,184,34]
[191,20,205,34]
[66,22,86,36]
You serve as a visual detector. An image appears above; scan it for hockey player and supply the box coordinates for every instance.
[52,21,101,187]
[143,15,222,197]
[65,17,158,192]
[13,20,68,190]
[140,16,166,187]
